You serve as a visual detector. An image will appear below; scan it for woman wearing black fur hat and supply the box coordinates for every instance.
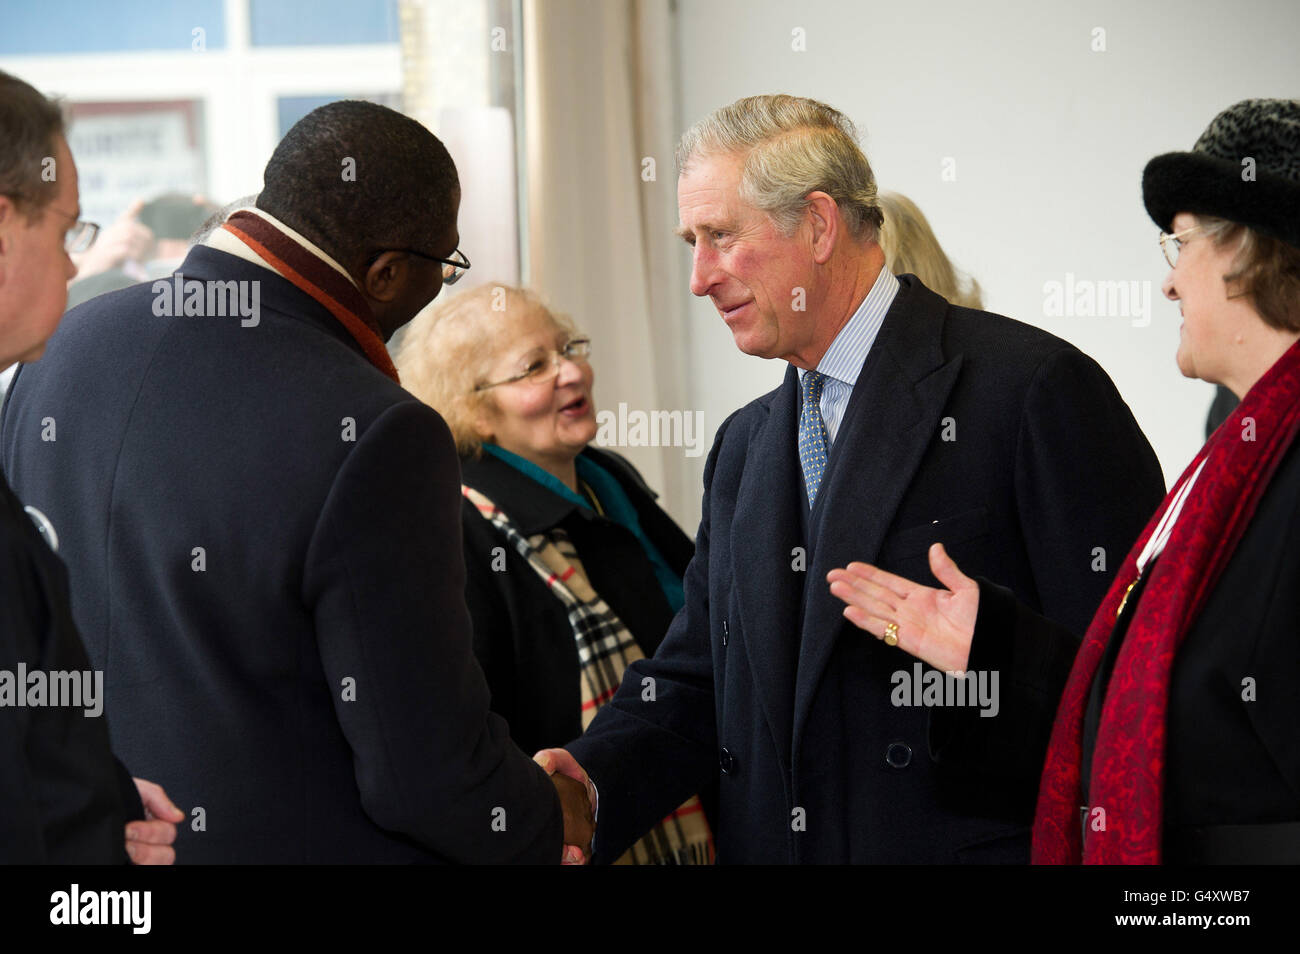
[827,98,1300,864]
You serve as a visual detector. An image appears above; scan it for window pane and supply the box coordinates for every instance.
[277,94,402,139]
[67,101,209,229]
[250,0,399,46]
[0,0,225,54]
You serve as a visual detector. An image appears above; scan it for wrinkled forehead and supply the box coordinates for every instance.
[677,153,751,228]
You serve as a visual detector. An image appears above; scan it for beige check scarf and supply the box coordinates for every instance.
[463,484,714,864]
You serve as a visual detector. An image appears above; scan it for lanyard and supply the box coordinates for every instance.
[1116,457,1207,619]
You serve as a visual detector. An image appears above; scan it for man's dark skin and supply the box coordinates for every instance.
[346,188,462,343]
[321,187,596,860]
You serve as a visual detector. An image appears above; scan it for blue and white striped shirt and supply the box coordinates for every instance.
[796,268,899,445]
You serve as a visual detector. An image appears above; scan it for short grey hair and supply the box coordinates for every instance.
[190,194,259,246]
[1195,213,1300,332]
[0,69,66,220]
[676,94,884,243]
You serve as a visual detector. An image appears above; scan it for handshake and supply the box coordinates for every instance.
[534,749,595,865]
[123,756,599,865]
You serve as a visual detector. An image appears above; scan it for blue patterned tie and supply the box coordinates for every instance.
[798,370,831,507]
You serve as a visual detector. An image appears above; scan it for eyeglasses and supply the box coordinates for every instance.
[1159,225,1204,268]
[64,219,100,254]
[368,246,471,285]
[26,201,99,253]
[475,336,593,391]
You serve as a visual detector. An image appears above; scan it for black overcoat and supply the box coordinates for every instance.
[567,275,1166,863]
[459,446,694,757]
[2,245,562,863]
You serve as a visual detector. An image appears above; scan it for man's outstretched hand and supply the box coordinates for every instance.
[535,748,595,865]
[827,542,980,674]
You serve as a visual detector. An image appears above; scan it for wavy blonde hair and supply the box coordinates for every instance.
[395,284,576,457]
[877,192,983,309]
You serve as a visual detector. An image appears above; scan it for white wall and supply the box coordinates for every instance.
[669,0,1300,531]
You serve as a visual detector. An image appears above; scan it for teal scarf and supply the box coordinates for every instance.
[481,444,685,613]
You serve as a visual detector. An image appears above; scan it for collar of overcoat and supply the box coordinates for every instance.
[174,245,369,359]
[727,274,965,770]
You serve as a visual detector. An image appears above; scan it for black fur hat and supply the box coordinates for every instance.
[1143,98,1300,248]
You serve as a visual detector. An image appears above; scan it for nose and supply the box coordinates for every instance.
[555,347,590,387]
[1162,268,1178,301]
[689,242,719,298]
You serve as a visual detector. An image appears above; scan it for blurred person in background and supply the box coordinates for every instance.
[397,283,715,864]
[0,67,182,864]
[877,191,983,309]
[189,194,259,247]
[2,192,226,404]
[829,99,1300,864]
[66,192,219,308]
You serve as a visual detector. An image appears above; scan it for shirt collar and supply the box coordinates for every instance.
[202,207,361,292]
[799,266,900,387]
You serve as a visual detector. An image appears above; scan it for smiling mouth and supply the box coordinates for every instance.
[560,396,589,415]
[718,300,752,320]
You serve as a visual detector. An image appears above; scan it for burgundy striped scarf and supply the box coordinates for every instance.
[1033,339,1300,863]
[221,211,399,382]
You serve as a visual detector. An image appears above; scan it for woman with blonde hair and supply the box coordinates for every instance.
[397,283,714,864]
[878,191,983,309]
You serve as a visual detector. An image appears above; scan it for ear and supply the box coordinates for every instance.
[804,191,839,265]
[362,251,411,303]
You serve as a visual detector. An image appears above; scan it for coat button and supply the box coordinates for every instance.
[885,742,912,768]
[721,619,729,646]
[719,747,736,775]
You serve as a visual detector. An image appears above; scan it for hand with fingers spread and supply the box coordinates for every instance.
[827,542,980,674]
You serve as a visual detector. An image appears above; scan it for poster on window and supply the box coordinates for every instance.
[65,100,207,227]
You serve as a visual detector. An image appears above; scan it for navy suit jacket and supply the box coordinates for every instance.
[567,274,1166,863]
[2,246,562,863]
[0,474,143,862]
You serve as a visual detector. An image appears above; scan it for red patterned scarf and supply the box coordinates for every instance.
[221,211,399,382]
[1033,338,1300,864]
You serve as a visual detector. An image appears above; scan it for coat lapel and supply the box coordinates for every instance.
[730,368,805,772]
[792,277,963,751]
